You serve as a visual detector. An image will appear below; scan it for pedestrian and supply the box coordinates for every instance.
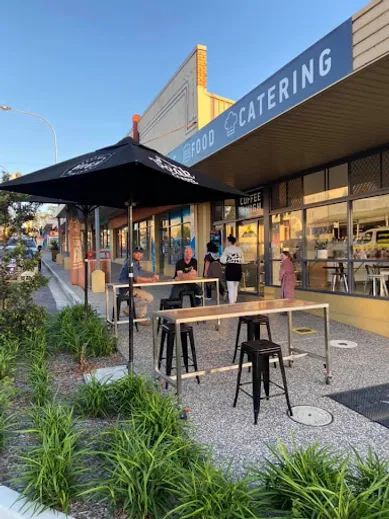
[203,241,219,300]
[37,245,42,272]
[279,251,296,299]
[119,246,159,326]
[220,235,243,304]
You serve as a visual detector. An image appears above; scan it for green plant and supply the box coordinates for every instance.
[18,403,88,514]
[75,375,112,418]
[52,305,116,359]
[348,448,389,499]
[50,239,59,250]
[83,424,185,519]
[250,440,344,512]
[0,377,16,452]
[0,348,16,380]
[29,359,52,406]
[167,459,263,519]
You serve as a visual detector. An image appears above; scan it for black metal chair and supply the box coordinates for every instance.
[233,339,292,425]
[179,289,196,308]
[113,292,138,332]
[159,323,200,385]
[233,315,272,363]
[157,298,182,334]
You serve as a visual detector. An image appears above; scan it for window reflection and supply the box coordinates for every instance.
[352,194,389,260]
[271,211,302,259]
[306,203,347,260]
[306,260,350,293]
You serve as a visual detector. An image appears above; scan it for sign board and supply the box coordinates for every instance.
[168,19,352,167]
[238,190,263,218]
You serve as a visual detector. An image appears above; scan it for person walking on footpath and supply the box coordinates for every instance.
[203,241,219,300]
[220,235,243,304]
[279,250,296,299]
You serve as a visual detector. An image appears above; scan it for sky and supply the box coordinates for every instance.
[1,0,367,176]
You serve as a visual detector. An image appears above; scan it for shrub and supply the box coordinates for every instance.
[29,359,52,406]
[0,302,48,338]
[18,403,88,514]
[167,459,263,519]
[52,305,116,359]
[0,377,16,452]
[83,424,185,519]
[75,375,112,418]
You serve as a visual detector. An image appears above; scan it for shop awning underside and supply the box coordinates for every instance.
[196,53,389,190]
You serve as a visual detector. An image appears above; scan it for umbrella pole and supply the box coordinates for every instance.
[83,208,89,313]
[127,199,134,371]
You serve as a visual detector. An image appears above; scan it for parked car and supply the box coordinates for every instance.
[0,247,38,281]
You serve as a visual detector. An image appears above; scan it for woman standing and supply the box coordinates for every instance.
[220,235,244,304]
[279,251,296,299]
[203,242,220,300]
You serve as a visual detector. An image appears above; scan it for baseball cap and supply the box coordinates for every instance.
[133,246,144,252]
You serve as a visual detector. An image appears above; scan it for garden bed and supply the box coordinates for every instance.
[0,304,389,519]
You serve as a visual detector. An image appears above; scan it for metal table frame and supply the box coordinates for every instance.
[152,299,331,398]
[106,277,220,337]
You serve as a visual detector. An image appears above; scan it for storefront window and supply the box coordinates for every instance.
[115,226,128,259]
[100,225,110,249]
[305,203,348,260]
[303,171,325,204]
[306,260,349,293]
[224,200,236,220]
[328,164,348,199]
[159,207,192,267]
[271,211,302,259]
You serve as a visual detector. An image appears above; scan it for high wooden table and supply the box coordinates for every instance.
[152,298,331,398]
[106,277,220,336]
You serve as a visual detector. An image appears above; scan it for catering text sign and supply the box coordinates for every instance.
[168,19,352,166]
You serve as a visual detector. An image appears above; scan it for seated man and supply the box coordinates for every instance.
[119,246,159,326]
[170,247,202,306]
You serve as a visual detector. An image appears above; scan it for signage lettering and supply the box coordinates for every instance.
[168,20,352,167]
[238,190,263,218]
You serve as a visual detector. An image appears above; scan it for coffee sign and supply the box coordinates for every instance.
[238,190,263,218]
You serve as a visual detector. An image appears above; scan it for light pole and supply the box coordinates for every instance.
[1,105,58,164]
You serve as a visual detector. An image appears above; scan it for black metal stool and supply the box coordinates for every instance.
[179,289,196,308]
[113,293,138,332]
[157,298,182,334]
[159,323,200,384]
[233,315,272,363]
[233,339,292,424]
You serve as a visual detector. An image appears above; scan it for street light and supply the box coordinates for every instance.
[1,105,58,164]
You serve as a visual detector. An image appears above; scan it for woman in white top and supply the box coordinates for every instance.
[220,235,244,304]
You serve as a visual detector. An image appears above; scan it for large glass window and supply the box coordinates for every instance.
[305,203,348,260]
[159,207,192,266]
[271,211,302,286]
[115,226,128,259]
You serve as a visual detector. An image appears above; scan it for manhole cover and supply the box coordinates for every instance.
[289,405,333,426]
[293,327,317,335]
[330,339,357,349]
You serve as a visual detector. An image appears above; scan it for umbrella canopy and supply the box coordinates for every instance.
[0,137,243,207]
[0,137,244,371]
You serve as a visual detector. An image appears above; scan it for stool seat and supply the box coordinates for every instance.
[241,315,269,325]
[242,339,281,356]
[157,298,182,334]
[162,322,193,334]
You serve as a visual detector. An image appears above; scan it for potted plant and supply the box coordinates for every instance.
[315,240,328,260]
[50,240,59,262]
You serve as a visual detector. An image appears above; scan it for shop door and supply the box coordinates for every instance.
[238,219,264,295]
[159,227,169,275]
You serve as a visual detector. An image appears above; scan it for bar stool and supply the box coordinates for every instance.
[233,315,272,363]
[157,298,182,334]
[113,293,138,332]
[233,339,292,425]
[331,263,349,293]
[179,289,196,308]
[159,323,200,384]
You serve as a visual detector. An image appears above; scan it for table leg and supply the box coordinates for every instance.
[105,286,109,325]
[216,279,220,330]
[175,321,183,399]
[324,306,331,384]
[202,281,206,306]
[113,289,118,338]
[152,314,158,381]
[373,278,377,297]
[287,311,293,367]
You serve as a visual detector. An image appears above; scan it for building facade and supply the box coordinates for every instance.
[110,44,234,276]
[166,0,389,336]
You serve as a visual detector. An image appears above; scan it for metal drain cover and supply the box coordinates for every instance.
[289,405,333,426]
[330,339,357,349]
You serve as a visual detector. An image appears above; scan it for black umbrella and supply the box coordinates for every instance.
[0,137,244,369]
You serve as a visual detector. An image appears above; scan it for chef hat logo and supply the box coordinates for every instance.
[224,111,238,137]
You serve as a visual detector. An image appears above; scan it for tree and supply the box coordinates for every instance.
[0,173,48,333]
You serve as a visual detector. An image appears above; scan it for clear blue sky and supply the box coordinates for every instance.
[1,0,367,175]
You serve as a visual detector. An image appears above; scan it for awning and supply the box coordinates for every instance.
[195,53,389,190]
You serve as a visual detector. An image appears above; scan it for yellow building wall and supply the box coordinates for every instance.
[264,286,389,338]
